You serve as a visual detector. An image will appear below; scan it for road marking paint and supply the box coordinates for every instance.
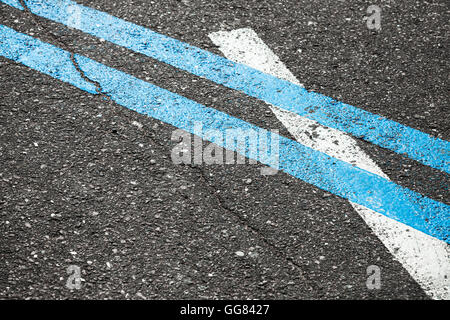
[209,28,386,177]
[208,28,449,299]
[2,0,449,173]
[1,25,449,245]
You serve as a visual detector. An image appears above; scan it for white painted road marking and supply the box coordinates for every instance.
[208,28,450,300]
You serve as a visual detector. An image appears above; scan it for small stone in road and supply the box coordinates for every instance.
[235,251,245,257]
[136,292,147,299]
[132,121,143,129]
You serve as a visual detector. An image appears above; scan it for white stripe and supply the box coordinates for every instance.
[208,28,449,300]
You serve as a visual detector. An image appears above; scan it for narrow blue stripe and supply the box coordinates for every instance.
[0,25,448,242]
[3,0,449,173]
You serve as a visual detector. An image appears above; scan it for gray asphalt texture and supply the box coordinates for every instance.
[0,0,448,299]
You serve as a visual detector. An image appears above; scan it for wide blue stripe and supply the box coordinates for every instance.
[3,0,449,174]
[0,25,448,242]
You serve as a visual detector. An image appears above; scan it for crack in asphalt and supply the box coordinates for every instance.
[18,0,106,97]
[192,164,317,292]
[16,1,182,153]
[17,1,176,168]
[16,0,317,295]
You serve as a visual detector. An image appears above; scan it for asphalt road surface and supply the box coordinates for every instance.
[0,0,448,300]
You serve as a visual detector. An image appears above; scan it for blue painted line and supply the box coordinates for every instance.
[2,0,449,174]
[0,25,448,242]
